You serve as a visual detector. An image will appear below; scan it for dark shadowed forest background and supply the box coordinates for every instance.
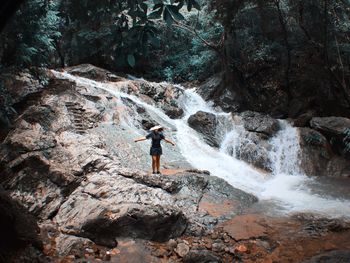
[1,0,350,116]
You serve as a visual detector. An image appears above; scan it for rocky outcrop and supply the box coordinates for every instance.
[188,111,218,147]
[66,64,123,82]
[0,66,258,260]
[310,117,350,136]
[239,111,280,137]
[299,127,350,177]
[302,250,350,263]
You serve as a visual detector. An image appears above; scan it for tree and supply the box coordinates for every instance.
[57,0,202,69]
[0,0,61,67]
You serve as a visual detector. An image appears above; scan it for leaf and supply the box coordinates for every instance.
[127,54,136,67]
[163,7,174,26]
[186,0,200,11]
[148,7,163,19]
[150,35,161,47]
[140,3,148,14]
[168,5,185,20]
[192,0,200,10]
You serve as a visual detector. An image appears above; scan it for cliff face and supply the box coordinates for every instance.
[207,1,350,119]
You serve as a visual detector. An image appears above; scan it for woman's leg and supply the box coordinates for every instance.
[152,155,157,173]
[156,155,161,173]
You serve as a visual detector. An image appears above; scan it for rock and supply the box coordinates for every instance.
[310,117,350,137]
[211,242,224,252]
[66,64,122,82]
[220,214,267,240]
[198,73,223,102]
[162,104,184,119]
[183,250,223,263]
[167,239,177,250]
[55,172,188,246]
[188,111,218,147]
[0,192,42,261]
[236,141,271,171]
[198,73,241,112]
[299,127,331,176]
[302,250,350,263]
[0,65,259,261]
[175,243,190,257]
[55,234,94,256]
[293,111,315,127]
[235,244,248,253]
[221,126,272,171]
[239,111,280,137]
[299,127,350,177]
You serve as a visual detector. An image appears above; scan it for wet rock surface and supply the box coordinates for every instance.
[299,127,350,177]
[310,117,350,137]
[239,111,280,137]
[188,111,219,147]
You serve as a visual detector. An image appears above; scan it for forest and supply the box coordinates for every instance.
[1,0,350,262]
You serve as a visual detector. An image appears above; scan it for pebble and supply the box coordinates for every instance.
[175,243,190,257]
[212,242,224,252]
[167,239,177,250]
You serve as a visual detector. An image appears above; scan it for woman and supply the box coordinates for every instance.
[134,125,175,174]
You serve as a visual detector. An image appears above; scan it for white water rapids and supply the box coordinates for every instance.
[52,70,350,218]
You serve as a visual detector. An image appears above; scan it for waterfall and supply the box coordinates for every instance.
[269,121,302,176]
[51,70,350,218]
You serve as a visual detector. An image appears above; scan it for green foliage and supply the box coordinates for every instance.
[0,0,61,67]
[148,4,223,82]
[59,0,201,69]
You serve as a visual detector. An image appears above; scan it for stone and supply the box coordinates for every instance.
[239,111,280,137]
[66,64,123,82]
[167,239,177,250]
[302,250,350,263]
[310,117,350,137]
[211,242,224,252]
[162,104,184,119]
[299,127,350,177]
[188,111,218,147]
[235,244,248,253]
[175,243,190,257]
[221,214,267,240]
[183,250,223,263]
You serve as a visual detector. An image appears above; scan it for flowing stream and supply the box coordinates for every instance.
[52,71,350,218]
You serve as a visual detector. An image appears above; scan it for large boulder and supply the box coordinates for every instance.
[302,250,350,263]
[65,64,122,82]
[239,111,280,137]
[299,127,350,177]
[188,111,218,147]
[222,128,272,171]
[310,117,350,136]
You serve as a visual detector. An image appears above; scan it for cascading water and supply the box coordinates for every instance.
[269,121,302,176]
[52,70,350,218]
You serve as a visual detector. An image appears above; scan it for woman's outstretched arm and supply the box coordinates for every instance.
[164,138,175,146]
[134,136,147,142]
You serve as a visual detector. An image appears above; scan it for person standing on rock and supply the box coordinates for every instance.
[134,125,175,175]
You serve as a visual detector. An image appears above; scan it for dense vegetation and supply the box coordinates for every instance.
[0,0,349,117]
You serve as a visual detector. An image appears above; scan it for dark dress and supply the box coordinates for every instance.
[146,131,165,156]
